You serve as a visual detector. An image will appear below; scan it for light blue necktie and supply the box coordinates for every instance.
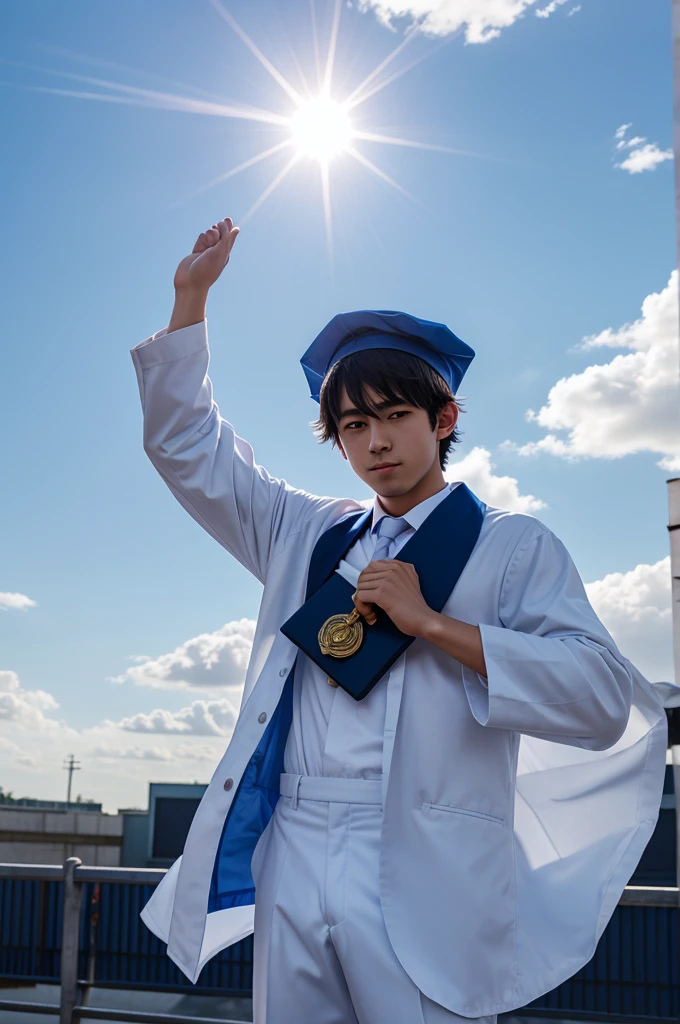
[372,515,410,561]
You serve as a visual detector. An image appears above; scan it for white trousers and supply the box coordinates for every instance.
[250,773,498,1024]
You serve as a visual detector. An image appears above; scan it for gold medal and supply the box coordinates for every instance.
[318,607,364,659]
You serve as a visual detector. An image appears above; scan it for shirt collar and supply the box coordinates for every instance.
[370,481,457,533]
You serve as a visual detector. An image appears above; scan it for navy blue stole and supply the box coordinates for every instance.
[280,483,485,700]
[207,483,484,913]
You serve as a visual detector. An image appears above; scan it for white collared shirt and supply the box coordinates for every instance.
[283,481,455,780]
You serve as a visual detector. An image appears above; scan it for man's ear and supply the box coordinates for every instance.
[436,400,459,441]
[335,438,348,461]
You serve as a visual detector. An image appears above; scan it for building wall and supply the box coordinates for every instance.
[147,783,207,867]
[120,811,149,867]
[0,806,123,865]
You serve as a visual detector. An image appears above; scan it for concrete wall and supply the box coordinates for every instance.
[0,806,123,865]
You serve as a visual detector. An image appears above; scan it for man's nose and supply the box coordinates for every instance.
[368,423,391,452]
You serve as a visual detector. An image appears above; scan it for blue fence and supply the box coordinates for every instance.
[0,877,252,996]
[1,876,678,1019]
[526,904,679,1019]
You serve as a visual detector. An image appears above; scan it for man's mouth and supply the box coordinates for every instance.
[370,463,400,475]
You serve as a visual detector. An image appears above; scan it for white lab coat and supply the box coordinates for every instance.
[130,318,678,1018]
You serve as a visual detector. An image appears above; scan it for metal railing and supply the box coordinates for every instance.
[0,858,246,1024]
[0,859,678,1023]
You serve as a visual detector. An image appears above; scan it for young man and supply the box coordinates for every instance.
[130,218,672,1024]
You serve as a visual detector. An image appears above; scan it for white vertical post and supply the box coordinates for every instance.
[670,0,680,895]
[60,857,83,1024]
[669,480,680,889]
[670,481,680,688]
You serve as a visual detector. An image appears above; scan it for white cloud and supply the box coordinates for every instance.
[0,592,38,612]
[586,557,673,682]
[0,736,36,769]
[91,742,220,764]
[0,668,224,808]
[567,4,581,14]
[0,670,60,731]
[119,698,237,737]
[536,0,567,18]
[358,0,541,43]
[504,271,680,469]
[0,672,79,782]
[109,618,256,692]
[618,144,673,174]
[445,446,546,512]
[613,123,672,174]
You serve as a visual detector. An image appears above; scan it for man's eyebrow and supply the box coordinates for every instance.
[337,399,404,421]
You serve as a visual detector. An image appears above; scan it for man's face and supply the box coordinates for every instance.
[334,384,458,497]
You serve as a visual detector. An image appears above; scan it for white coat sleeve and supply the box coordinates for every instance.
[130,319,335,584]
[461,525,634,751]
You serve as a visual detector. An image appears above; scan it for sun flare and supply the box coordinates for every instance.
[289,97,353,162]
[23,0,488,261]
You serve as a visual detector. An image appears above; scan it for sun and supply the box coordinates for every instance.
[289,97,353,162]
[24,0,485,260]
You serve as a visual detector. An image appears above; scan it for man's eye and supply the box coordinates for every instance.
[346,421,364,429]
[389,410,409,419]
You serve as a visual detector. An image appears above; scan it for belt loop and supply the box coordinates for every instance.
[291,774,302,810]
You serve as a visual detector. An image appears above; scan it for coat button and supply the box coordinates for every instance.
[258,712,267,724]
[279,668,287,677]
[223,778,233,791]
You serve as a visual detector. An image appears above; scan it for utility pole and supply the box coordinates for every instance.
[62,754,81,807]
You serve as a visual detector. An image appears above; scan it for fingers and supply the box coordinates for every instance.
[216,219,230,245]
[358,561,418,583]
[218,218,240,259]
[193,217,239,254]
[364,559,415,570]
[352,592,377,626]
[199,227,219,248]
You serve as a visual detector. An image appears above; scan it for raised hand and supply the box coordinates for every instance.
[173,217,240,295]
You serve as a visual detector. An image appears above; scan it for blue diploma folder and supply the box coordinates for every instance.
[279,483,486,702]
[280,569,412,701]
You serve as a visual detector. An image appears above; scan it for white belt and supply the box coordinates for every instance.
[280,772,383,809]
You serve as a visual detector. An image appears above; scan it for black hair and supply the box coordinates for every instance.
[312,347,463,469]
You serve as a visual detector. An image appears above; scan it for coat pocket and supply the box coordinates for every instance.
[422,801,506,826]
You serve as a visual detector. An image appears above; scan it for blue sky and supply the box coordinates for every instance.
[0,0,677,811]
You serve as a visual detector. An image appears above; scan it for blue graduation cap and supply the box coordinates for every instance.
[300,309,475,403]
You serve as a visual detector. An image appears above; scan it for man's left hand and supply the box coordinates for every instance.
[353,560,435,637]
